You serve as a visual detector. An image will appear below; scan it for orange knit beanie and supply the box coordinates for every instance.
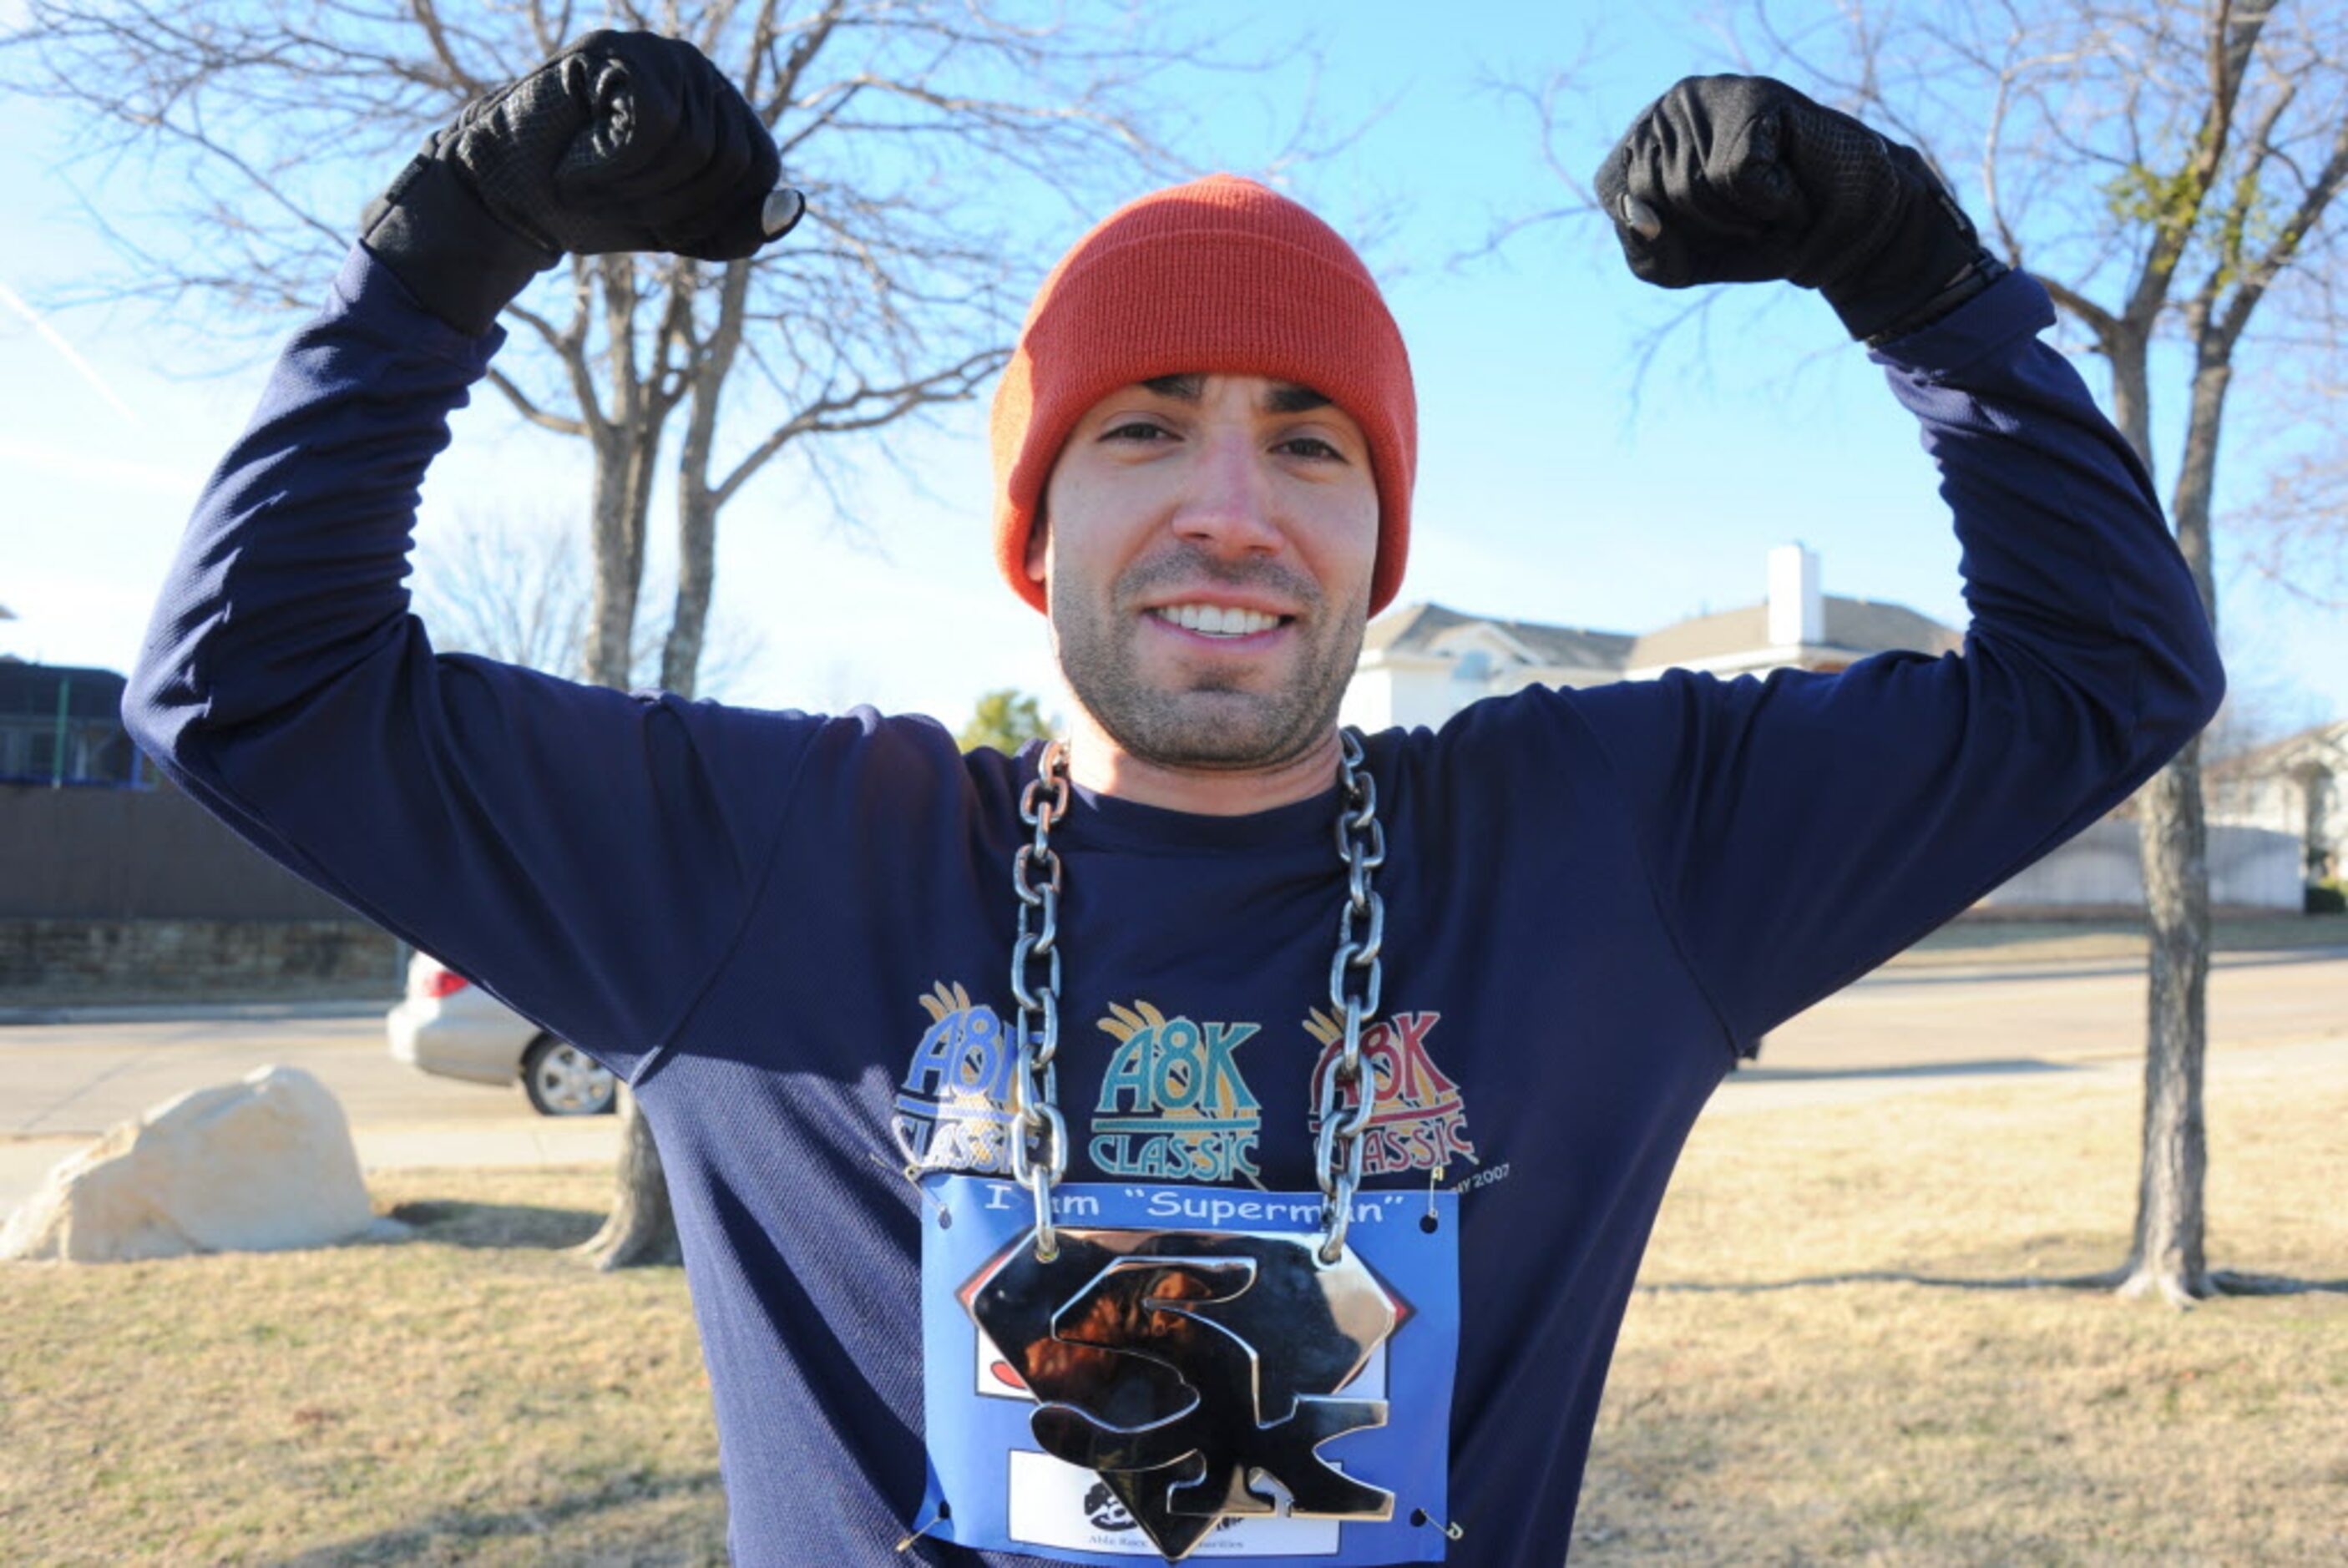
[990,175,1416,615]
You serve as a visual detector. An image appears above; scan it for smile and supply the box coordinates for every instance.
[1150,603,1289,638]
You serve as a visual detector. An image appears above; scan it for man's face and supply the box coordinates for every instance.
[1029,372,1380,773]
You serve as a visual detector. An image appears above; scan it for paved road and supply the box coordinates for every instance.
[0,1011,622,1215]
[1716,946,2347,1115]
[2,1012,521,1136]
[3,948,2340,1212]
[1758,945,2345,1074]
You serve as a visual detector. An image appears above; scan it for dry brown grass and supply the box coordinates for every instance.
[1577,1056,2348,1565]
[1,1057,2340,1565]
[0,1171,725,1565]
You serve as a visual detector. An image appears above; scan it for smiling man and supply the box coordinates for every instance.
[993,180,1416,814]
[125,34,2221,1568]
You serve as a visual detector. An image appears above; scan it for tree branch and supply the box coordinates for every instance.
[2214,99,2348,352]
[483,368,587,436]
[711,346,1007,507]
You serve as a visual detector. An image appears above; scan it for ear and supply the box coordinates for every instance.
[1024,508,1049,584]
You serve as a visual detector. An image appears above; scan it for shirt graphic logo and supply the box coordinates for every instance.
[1091,1000,1263,1183]
[1303,1009,1476,1177]
[893,981,1015,1176]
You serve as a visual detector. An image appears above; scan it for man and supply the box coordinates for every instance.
[125,33,2220,1568]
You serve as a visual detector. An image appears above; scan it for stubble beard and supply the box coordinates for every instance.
[1052,551,1368,774]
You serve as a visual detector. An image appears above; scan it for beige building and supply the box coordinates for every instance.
[1342,544,1963,731]
[2206,718,2345,883]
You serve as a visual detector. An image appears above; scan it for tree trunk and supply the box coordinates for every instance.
[2102,332,2153,462]
[580,413,677,1265]
[2122,741,2214,1303]
[662,260,752,698]
[579,1090,682,1269]
[663,483,716,700]
[579,257,686,1265]
[584,258,660,690]
[2118,341,2229,1304]
[584,427,650,686]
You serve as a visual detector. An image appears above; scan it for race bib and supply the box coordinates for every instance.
[916,1177,1460,1564]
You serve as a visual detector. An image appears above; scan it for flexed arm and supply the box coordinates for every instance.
[1565,78,2224,1053]
[124,34,815,1080]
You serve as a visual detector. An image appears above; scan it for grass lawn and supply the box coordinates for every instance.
[1,1174,727,1565]
[1581,1053,2348,1564]
[3,1052,2342,1564]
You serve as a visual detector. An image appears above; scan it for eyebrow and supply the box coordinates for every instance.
[1139,374,1332,416]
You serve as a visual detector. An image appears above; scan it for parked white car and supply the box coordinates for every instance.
[387,952,617,1116]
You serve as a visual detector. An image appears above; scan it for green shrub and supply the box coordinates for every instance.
[2307,880,2347,916]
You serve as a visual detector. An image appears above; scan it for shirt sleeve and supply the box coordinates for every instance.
[121,247,823,1081]
[1566,271,2224,1057]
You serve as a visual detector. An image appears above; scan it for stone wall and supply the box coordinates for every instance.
[0,918,401,1004]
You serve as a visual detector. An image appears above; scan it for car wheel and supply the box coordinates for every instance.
[521,1035,618,1116]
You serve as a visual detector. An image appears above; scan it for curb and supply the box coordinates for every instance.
[1862,943,2348,988]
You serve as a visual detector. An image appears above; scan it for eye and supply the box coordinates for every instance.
[1277,434,1347,462]
[1101,418,1175,443]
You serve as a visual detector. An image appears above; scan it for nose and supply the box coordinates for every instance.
[1169,428,1284,559]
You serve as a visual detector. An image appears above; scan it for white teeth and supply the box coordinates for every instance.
[1155,604,1282,637]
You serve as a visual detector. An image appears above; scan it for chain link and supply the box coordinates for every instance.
[1009,740,1070,1259]
[1008,730,1385,1265]
[1314,727,1387,1262]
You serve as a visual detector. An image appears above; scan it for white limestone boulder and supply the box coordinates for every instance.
[1,1065,383,1262]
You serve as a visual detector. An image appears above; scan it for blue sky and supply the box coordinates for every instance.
[3,0,2340,735]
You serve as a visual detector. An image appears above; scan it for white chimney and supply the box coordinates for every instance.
[1768,544,1823,648]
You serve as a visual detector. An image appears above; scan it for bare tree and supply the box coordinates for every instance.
[412,509,767,698]
[5,0,1277,1267]
[1495,0,2346,1304]
[1729,0,2345,1304]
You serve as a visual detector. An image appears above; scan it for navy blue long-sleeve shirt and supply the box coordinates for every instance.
[124,248,2220,1565]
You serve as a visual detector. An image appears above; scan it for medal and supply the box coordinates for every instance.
[966,1223,1400,1561]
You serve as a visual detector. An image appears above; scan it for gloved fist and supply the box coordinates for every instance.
[1593,75,2000,343]
[362,30,803,336]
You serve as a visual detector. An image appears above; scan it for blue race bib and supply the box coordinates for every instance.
[916,1177,1460,1564]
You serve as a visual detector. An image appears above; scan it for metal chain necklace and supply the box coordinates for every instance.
[1004,726,1388,1263]
[954,729,1440,1565]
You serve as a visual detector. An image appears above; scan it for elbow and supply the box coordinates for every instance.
[2138,611,2225,764]
[119,633,200,780]
[2178,595,2227,739]
[2188,640,2227,738]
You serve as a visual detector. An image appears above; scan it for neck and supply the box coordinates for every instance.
[1061,714,1345,816]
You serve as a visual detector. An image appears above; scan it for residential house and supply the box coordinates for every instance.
[1343,544,1963,731]
[2206,718,2345,883]
[1338,546,2308,911]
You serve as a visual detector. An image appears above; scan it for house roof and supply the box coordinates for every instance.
[2205,716,2348,781]
[1365,594,1959,676]
[1629,596,1963,670]
[1364,602,1635,669]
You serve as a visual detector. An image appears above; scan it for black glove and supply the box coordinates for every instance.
[1593,75,2003,344]
[361,30,802,336]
